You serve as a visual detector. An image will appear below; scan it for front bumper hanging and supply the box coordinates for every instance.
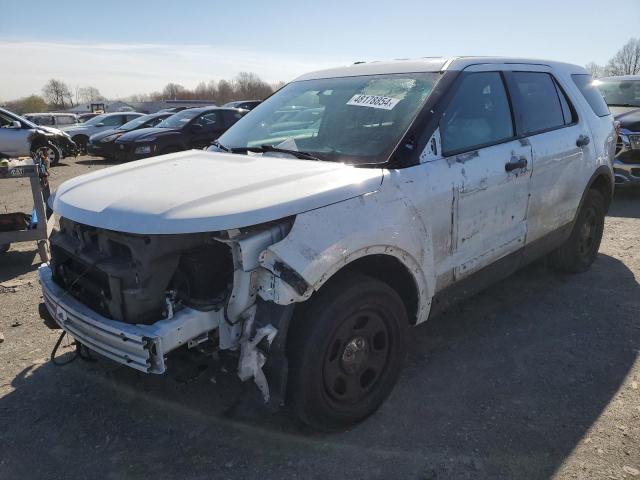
[39,264,221,374]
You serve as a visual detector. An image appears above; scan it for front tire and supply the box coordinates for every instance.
[72,135,88,154]
[550,189,605,273]
[32,143,61,166]
[287,272,408,431]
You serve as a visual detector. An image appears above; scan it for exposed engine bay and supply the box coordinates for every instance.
[45,216,297,402]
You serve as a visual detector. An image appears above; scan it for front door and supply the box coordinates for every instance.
[189,112,223,148]
[438,71,532,280]
[0,112,31,157]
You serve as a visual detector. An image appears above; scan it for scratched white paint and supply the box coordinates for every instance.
[41,57,615,391]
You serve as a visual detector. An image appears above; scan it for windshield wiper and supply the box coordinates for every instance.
[608,103,640,108]
[212,142,321,160]
[210,140,231,152]
[258,144,321,161]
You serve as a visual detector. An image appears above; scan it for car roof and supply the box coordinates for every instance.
[293,56,587,81]
[101,111,143,116]
[599,75,640,81]
[26,112,76,116]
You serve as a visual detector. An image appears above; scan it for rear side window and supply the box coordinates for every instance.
[572,74,610,117]
[440,72,514,154]
[57,115,76,125]
[510,72,573,135]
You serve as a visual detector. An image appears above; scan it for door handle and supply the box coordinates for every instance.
[576,135,590,147]
[505,156,528,172]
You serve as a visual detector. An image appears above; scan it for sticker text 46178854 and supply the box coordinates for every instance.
[346,94,401,110]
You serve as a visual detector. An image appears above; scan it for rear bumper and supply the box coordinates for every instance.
[39,264,221,373]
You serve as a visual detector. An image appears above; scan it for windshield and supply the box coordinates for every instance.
[595,79,640,107]
[156,109,202,129]
[120,114,157,131]
[82,114,108,126]
[217,72,441,165]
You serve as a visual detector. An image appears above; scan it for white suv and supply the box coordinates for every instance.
[40,57,615,430]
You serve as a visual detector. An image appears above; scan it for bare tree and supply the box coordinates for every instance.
[216,79,235,104]
[234,72,273,100]
[77,86,104,104]
[605,38,640,76]
[194,80,217,100]
[42,79,72,109]
[585,62,605,79]
[162,83,186,100]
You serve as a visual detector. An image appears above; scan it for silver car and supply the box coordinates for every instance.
[62,112,144,152]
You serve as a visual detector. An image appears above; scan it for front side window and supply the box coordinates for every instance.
[594,78,640,109]
[440,72,514,154]
[29,116,53,126]
[193,112,218,129]
[511,72,567,135]
[217,72,441,165]
[157,109,204,129]
[573,74,611,117]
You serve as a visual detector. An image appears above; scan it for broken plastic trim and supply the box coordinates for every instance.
[272,260,309,296]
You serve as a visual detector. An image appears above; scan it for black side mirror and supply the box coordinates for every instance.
[190,124,204,133]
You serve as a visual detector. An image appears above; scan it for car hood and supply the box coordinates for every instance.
[62,124,91,135]
[37,126,66,137]
[116,126,178,142]
[51,150,384,234]
[613,107,640,131]
[90,128,124,142]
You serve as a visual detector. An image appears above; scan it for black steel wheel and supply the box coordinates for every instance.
[550,189,605,273]
[287,271,407,431]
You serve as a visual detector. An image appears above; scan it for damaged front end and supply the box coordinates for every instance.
[40,216,301,403]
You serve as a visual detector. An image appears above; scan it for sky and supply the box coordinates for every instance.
[1,0,639,101]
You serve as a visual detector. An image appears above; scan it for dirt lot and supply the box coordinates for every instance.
[0,156,639,480]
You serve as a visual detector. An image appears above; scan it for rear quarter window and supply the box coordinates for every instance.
[572,74,610,117]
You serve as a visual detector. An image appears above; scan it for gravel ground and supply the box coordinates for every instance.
[0,156,638,480]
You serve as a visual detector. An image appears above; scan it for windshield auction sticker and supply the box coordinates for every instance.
[347,94,401,110]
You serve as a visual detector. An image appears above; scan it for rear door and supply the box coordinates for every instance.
[505,69,591,243]
[438,70,532,280]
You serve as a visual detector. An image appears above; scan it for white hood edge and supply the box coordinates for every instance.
[52,150,384,234]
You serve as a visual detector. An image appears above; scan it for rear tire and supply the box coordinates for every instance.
[287,272,408,431]
[550,189,605,273]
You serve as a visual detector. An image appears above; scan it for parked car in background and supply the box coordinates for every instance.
[0,107,76,165]
[87,112,173,158]
[77,113,100,123]
[223,100,261,110]
[40,57,615,430]
[595,75,640,186]
[157,107,188,113]
[24,113,79,128]
[62,112,144,153]
[113,107,246,161]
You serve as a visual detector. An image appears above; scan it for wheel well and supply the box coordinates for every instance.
[590,174,613,211]
[343,254,420,324]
